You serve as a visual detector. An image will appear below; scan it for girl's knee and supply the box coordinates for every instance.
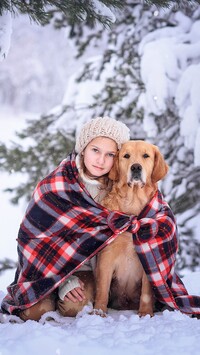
[19,294,56,321]
[57,296,92,317]
[57,271,95,317]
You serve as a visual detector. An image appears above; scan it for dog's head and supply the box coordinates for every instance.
[109,140,168,187]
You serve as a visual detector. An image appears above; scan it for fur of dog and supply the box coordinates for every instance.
[94,140,169,317]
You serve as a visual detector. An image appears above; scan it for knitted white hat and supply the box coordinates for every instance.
[75,116,130,154]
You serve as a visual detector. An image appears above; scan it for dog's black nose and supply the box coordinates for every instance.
[131,164,142,172]
[130,164,142,181]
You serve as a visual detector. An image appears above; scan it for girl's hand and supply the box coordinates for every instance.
[64,280,86,303]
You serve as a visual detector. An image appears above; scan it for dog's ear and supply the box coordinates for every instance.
[108,153,120,181]
[152,146,169,182]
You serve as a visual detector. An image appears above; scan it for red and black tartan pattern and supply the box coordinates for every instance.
[1,152,200,315]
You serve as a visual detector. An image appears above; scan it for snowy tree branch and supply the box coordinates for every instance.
[0,9,12,62]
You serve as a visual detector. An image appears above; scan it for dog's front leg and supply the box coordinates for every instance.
[138,272,154,317]
[93,248,115,316]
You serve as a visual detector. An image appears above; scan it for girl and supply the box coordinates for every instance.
[2,116,200,320]
[1,116,130,321]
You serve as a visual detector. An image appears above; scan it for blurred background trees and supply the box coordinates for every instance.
[0,0,200,274]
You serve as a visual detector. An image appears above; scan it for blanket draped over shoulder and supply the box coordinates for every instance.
[1,152,200,316]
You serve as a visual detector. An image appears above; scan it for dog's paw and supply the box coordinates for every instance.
[138,309,154,317]
[89,309,107,318]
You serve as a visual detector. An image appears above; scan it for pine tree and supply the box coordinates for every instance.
[0,1,123,27]
[1,1,200,272]
[0,110,75,203]
[0,258,17,275]
[1,1,200,27]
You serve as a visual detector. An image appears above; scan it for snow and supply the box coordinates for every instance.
[91,0,116,23]
[0,7,200,355]
[0,110,27,262]
[0,273,200,355]
[0,10,12,62]
[138,13,200,166]
[194,127,200,166]
[0,15,81,114]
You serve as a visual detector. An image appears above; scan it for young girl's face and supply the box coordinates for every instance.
[83,137,118,177]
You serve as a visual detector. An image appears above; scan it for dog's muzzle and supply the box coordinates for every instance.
[130,164,142,181]
[128,163,145,187]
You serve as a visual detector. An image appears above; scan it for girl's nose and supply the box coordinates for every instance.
[97,154,105,165]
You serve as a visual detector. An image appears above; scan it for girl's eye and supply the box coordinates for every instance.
[108,153,115,157]
[143,153,150,158]
[124,153,130,159]
[92,148,99,153]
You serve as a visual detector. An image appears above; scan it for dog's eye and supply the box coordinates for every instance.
[123,153,130,159]
[143,153,150,159]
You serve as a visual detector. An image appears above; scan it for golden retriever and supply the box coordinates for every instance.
[94,140,168,317]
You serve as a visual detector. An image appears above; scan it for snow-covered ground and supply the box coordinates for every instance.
[0,272,200,355]
[1,10,200,355]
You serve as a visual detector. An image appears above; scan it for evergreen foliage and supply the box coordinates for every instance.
[0,111,75,204]
[1,0,123,27]
[0,258,17,275]
[1,1,200,28]
[0,1,200,272]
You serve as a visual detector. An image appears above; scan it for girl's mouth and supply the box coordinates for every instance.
[93,166,104,170]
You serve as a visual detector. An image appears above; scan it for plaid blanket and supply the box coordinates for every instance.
[1,152,200,316]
